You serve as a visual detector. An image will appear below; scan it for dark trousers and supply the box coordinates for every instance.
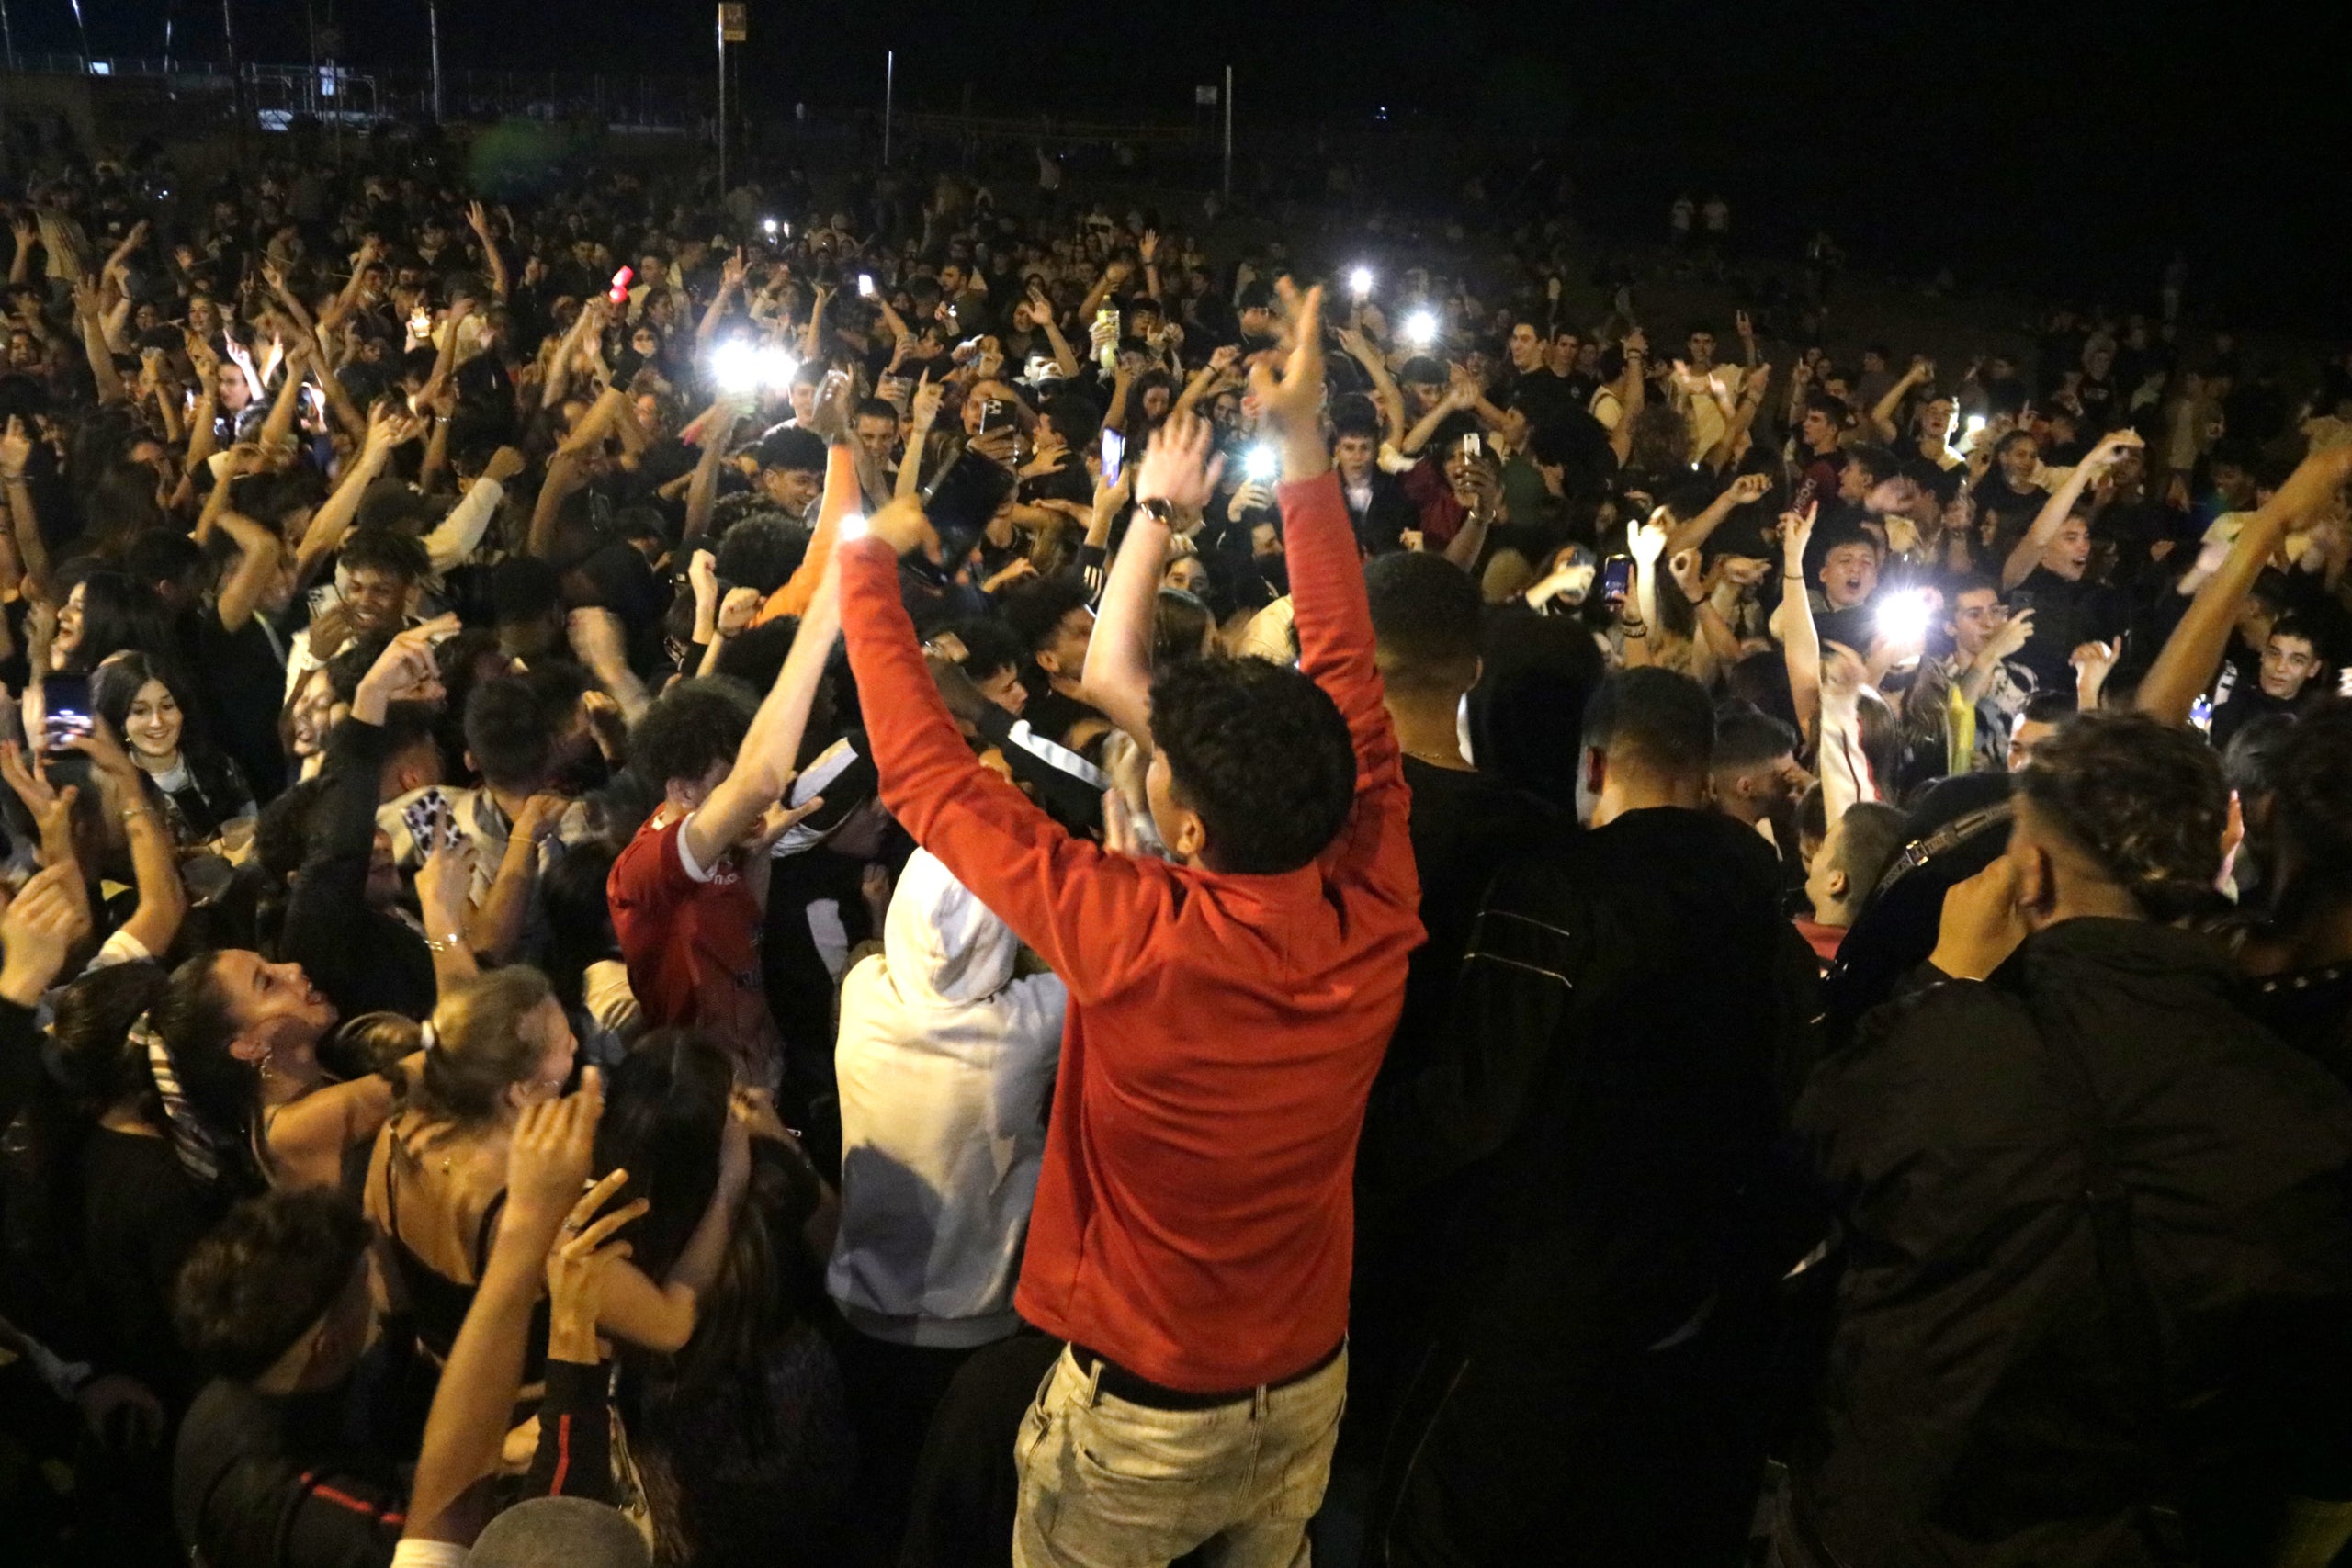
[1364,1298,1775,1568]
[896,1332,1065,1568]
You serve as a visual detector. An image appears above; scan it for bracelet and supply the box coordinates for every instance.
[120,806,157,825]
[424,933,466,954]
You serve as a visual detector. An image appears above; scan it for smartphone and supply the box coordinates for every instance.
[915,446,1019,588]
[38,672,95,755]
[856,274,877,299]
[978,398,1012,434]
[401,787,452,854]
[1099,427,1125,486]
[606,265,634,307]
[1457,432,1484,461]
[1600,554,1633,609]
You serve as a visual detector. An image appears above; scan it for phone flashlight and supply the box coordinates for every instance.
[762,217,780,238]
[1875,589,1934,652]
[1244,446,1279,483]
[712,339,762,394]
[1403,310,1439,349]
[857,275,877,299]
[837,513,867,541]
[1349,265,1374,299]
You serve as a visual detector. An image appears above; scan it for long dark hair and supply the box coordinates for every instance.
[595,1031,807,1412]
[58,569,172,678]
[152,950,266,1172]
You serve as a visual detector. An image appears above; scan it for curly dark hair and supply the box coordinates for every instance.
[174,1187,370,1381]
[629,677,756,791]
[2015,711,2226,919]
[1148,657,1356,874]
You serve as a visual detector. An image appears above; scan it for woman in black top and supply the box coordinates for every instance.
[95,653,256,855]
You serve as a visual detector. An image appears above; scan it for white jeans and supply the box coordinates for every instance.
[1012,1344,1348,1568]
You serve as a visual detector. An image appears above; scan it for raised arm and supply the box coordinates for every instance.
[210,508,285,634]
[682,398,744,553]
[2138,443,2352,725]
[403,1082,628,1543]
[1608,330,1648,468]
[1666,470,1771,558]
[1083,413,1223,749]
[293,405,422,581]
[1778,506,1823,739]
[1869,357,1930,443]
[71,725,186,961]
[1030,284,1081,380]
[73,281,128,406]
[1256,279,1416,904]
[464,202,510,302]
[0,418,47,604]
[679,564,841,872]
[1339,329,1407,446]
[2001,429,2140,590]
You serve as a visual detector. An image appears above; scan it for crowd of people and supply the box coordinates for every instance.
[1,126,2351,1568]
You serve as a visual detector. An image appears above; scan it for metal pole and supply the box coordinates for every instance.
[883,50,894,166]
[222,0,248,166]
[66,0,90,68]
[427,0,442,122]
[716,16,728,197]
[1222,64,1233,202]
[2,0,17,73]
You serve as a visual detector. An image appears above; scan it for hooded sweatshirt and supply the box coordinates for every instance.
[828,850,1066,1347]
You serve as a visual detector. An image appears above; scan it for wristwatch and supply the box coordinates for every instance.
[1135,498,1175,525]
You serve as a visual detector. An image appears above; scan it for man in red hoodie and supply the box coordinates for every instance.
[840,279,1421,1566]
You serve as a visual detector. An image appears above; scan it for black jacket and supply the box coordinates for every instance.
[1792,919,2352,1567]
[282,718,435,1023]
[1363,807,1814,1348]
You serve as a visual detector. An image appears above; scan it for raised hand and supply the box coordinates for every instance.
[1727,471,1772,506]
[546,1169,643,1365]
[0,861,96,1006]
[1245,278,1329,479]
[1134,411,1226,511]
[0,415,31,477]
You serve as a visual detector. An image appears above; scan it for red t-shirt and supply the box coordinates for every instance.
[838,469,1424,1394]
[607,810,782,1089]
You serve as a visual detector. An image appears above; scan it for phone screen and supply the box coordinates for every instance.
[1600,555,1633,607]
[1099,428,1125,485]
[916,446,1018,588]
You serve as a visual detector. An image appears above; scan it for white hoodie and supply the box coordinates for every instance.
[827,850,1065,1347]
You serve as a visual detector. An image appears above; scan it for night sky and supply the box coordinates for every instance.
[8,0,2346,329]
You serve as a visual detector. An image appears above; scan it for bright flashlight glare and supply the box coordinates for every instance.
[762,216,779,236]
[857,274,877,298]
[1403,310,1439,348]
[1876,589,1933,649]
[713,338,761,394]
[757,344,797,388]
[838,513,867,541]
[1350,265,1374,299]
[1964,414,1988,435]
[1244,446,1279,483]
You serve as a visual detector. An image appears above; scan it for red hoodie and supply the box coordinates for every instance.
[836,469,1422,1392]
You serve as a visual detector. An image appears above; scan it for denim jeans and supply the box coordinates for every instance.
[1012,1344,1349,1568]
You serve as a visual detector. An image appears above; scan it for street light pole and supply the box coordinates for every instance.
[883,50,894,166]
[428,0,444,121]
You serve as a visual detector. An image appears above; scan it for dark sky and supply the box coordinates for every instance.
[14,0,2347,327]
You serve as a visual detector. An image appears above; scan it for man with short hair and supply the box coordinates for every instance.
[1783,713,2352,1566]
[1363,668,1809,1564]
[1713,701,1810,842]
[998,574,1104,750]
[2007,689,2074,771]
[1944,576,2039,770]
[841,285,1420,1563]
[754,426,829,520]
[1797,800,1907,964]
[1353,551,1560,1439]
[2211,613,2326,750]
[608,648,827,1089]
[1334,407,1419,555]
